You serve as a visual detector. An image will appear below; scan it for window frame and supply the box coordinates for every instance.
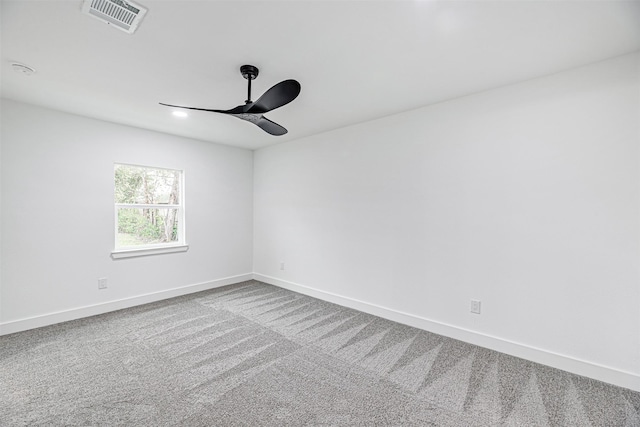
[111,163,188,259]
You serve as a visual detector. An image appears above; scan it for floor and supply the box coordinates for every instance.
[1,280,639,426]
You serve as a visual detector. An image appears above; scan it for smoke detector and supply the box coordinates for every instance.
[81,0,147,34]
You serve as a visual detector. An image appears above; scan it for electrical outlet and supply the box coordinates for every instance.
[280,262,285,271]
[98,278,108,290]
[470,299,481,314]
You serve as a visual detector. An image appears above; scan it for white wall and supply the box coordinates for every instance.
[253,53,640,389]
[0,99,254,332]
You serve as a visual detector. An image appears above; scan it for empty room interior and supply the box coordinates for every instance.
[1,1,640,425]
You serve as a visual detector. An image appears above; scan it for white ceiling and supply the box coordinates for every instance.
[2,1,640,150]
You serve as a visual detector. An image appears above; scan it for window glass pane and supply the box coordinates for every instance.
[115,164,180,204]
[116,207,180,247]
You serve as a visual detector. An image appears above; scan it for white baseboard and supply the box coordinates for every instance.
[253,273,640,392]
[0,273,253,336]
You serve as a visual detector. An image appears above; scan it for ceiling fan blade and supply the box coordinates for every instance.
[246,79,301,114]
[255,116,288,135]
[231,113,288,135]
[159,103,245,114]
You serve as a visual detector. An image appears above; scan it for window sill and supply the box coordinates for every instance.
[111,244,189,259]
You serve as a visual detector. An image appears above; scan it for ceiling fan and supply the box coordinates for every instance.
[160,65,301,136]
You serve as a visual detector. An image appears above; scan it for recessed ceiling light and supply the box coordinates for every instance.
[11,62,36,76]
[172,111,188,118]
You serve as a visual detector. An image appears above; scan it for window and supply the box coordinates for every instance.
[112,163,187,258]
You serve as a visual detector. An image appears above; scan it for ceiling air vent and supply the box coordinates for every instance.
[82,0,147,34]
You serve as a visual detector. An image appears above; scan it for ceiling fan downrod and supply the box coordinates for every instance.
[240,64,259,104]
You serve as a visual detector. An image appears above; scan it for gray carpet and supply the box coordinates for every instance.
[1,280,639,426]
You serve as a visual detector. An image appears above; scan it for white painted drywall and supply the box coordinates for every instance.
[253,53,640,379]
[0,100,253,326]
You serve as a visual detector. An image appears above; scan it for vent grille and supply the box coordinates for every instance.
[82,0,147,34]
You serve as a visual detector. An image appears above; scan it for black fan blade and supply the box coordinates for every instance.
[159,103,245,114]
[231,113,288,136]
[255,116,288,135]
[246,79,300,114]
[160,103,287,135]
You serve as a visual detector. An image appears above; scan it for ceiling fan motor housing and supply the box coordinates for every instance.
[240,65,259,80]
